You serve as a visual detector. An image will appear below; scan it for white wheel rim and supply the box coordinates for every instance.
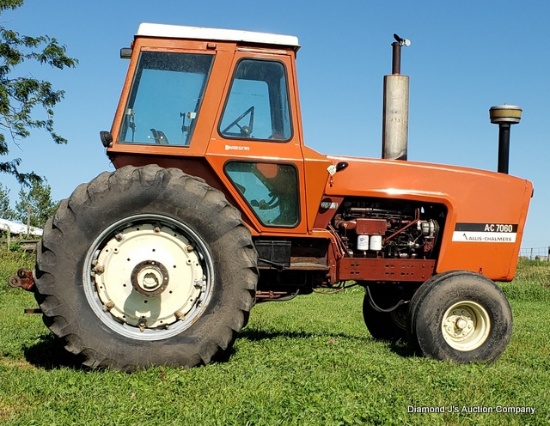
[441,301,491,351]
[83,214,214,341]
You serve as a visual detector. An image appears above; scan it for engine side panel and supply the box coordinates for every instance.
[323,156,533,281]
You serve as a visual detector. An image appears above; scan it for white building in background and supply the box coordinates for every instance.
[0,218,43,237]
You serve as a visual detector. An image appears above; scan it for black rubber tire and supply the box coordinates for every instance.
[34,165,258,370]
[406,270,466,353]
[407,271,512,363]
[362,286,408,341]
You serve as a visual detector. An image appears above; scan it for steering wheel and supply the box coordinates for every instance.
[222,106,255,137]
[251,193,280,210]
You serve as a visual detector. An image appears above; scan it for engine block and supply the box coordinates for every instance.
[333,198,445,259]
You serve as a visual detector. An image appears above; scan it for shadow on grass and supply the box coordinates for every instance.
[239,328,416,358]
[22,329,416,370]
[388,339,415,358]
[23,333,87,371]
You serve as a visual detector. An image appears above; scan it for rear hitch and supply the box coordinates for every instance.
[8,268,36,292]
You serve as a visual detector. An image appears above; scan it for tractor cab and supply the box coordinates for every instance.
[104,23,327,237]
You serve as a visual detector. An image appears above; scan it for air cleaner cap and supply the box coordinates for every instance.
[489,104,522,124]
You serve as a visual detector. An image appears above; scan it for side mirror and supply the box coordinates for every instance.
[100,131,113,148]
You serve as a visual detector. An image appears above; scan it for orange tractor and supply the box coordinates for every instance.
[19,24,532,369]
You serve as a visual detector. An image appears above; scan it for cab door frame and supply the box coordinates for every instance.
[205,48,308,236]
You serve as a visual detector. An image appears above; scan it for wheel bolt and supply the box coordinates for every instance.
[103,300,115,311]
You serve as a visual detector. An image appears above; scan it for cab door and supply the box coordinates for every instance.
[205,50,307,235]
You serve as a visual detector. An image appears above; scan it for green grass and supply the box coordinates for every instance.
[0,251,548,425]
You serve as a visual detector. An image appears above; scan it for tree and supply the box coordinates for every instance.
[15,176,57,228]
[0,0,77,184]
[0,181,15,219]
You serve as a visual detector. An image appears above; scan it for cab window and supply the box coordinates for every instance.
[119,51,213,146]
[219,60,292,141]
[225,162,299,227]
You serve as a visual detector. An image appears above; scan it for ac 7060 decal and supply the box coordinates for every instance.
[452,223,518,243]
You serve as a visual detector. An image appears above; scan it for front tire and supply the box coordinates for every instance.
[35,165,258,370]
[407,271,512,363]
[362,285,408,341]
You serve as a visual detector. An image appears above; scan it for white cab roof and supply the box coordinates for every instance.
[137,23,300,50]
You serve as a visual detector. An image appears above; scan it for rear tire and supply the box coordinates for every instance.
[407,271,512,363]
[35,165,258,370]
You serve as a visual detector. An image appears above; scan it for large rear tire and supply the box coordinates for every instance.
[407,271,512,363]
[34,165,258,370]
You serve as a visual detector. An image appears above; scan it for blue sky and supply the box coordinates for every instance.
[3,0,549,251]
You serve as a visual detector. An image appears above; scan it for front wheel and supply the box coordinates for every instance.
[407,271,512,363]
[35,165,258,370]
[362,285,408,341]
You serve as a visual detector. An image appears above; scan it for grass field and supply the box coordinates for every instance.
[0,249,549,425]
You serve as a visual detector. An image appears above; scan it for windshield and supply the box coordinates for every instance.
[119,51,214,146]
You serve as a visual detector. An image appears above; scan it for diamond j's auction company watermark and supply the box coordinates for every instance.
[407,405,536,415]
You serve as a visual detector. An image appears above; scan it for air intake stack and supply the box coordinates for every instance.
[382,34,410,160]
[489,104,522,174]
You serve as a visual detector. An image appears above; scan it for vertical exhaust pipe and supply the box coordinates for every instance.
[382,34,410,160]
[489,105,522,174]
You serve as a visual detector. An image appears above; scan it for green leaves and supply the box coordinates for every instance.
[14,176,58,228]
[0,178,57,227]
[0,1,77,184]
[0,182,15,219]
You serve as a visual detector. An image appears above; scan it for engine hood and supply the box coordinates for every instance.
[325,155,532,209]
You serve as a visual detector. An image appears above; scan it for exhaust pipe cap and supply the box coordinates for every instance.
[489,105,522,125]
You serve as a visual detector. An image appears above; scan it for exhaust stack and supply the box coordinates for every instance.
[489,104,522,174]
[382,34,410,160]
